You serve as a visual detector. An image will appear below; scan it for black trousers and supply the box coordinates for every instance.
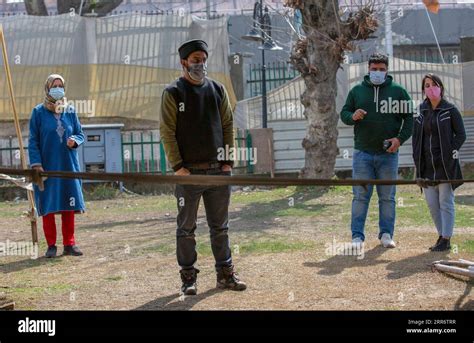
[175,168,232,271]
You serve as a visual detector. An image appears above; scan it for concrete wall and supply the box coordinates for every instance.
[247,128,274,175]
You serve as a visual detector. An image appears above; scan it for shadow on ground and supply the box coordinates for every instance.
[303,246,451,281]
[303,245,390,275]
[229,186,331,233]
[385,250,449,279]
[455,195,474,206]
[77,217,174,231]
[0,256,63,274]
[134,288,222,310]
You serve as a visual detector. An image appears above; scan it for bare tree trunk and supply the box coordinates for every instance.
[299,25,340,179]
[286,0,377,179]
[24,0,49,16]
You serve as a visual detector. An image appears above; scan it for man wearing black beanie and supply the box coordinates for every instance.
[160,39,247,296]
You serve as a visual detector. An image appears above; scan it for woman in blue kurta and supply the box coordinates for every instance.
[28,74,86,258]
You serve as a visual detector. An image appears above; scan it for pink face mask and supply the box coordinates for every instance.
[425,86,441,100]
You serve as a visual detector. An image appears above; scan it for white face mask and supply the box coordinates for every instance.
[49,87,65,100]
[186,62,207,82]
[369,71,387,85]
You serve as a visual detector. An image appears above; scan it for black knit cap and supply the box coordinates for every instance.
[178,39,208,60]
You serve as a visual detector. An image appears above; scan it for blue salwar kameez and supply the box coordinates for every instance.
[28,104,86,217]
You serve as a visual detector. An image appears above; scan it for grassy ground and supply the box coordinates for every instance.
[0,183,473,310]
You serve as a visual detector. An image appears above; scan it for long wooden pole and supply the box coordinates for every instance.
[0,24,38,244]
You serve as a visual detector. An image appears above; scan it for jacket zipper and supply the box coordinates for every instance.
[436,112,450,180]
[429,134,436,180]
[418,114,423,178]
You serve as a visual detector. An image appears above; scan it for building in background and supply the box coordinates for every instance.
[0,0,283,16]
[1,1,473,100]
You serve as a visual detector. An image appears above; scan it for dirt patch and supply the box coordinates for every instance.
[0,185,473,310]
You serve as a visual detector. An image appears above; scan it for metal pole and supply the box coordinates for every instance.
[384,0,393,57]
[260,0,268,129]
[424,6,446,64]
[0,24,38,244]
[79,0,85,16]
[206,0,211,19]
[261,51,268,129]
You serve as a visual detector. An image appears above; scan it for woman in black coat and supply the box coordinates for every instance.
[412,73,466,252]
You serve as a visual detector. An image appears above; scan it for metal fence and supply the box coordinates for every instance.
[235,57,470,128]
[247,61,299,98]
[351,48,463,64]
[234,57,474,174]
[121,131,166,174]
[0,128,255,175]
[245,50,464,107]
[0,136,26,169]
[121,129,254,174]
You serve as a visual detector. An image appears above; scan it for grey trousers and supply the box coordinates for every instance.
[175,168,232,271]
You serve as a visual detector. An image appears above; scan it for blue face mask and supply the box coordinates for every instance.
[369,71,387,85]
[49,87,65,101]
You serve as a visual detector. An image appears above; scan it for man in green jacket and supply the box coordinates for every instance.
[160,39,246,296]
[340,53,413,248]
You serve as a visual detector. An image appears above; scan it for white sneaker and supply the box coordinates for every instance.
[380,233,396,248]
[352,237,364,249]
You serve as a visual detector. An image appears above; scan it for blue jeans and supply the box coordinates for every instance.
[423,183,455,238]
[351,149,399,241]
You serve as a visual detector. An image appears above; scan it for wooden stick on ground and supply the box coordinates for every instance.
[0,24,38,244]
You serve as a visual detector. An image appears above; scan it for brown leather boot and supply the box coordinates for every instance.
[216,265,247,291]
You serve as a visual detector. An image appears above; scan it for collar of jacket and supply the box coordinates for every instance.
[419,98,454,113]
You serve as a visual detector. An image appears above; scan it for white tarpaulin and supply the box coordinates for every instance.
[0,13,236,121]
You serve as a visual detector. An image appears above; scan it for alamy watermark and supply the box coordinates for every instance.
[56,97,96,117]
[0,240,39,260]
[378,97,417,115]
[325,237,365,260]
[217,144,258,165]
[18,317,55,337]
